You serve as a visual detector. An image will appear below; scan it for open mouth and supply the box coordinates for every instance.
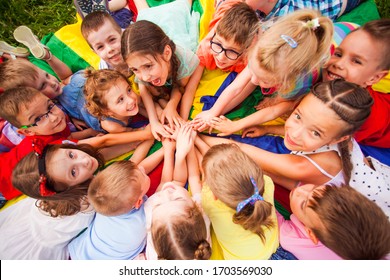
[326,70,343,80]
[151,78,162,86]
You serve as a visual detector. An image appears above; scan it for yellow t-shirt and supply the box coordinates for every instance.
[201,175,279,260]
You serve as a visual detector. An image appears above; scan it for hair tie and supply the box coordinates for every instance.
[236,176,264,213]
[280,34,298,49]
[304,18,320,30]
[32,141,56,197]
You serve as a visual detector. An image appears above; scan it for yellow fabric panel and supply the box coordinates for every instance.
[373,72,390,93]
[54,15,100,69]
[198,0,216,41]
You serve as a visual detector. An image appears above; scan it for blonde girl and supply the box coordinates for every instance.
[200,80,390,218]
[84,68,154,164]
[193,9,333,135]
[121,20,200,141]
[201,143,296,260]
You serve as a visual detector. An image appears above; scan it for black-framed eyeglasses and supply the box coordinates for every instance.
[20,101,57,129]
[210,34,242,60]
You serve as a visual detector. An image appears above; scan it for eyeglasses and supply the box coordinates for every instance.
[210,34,242,60]
[20,101,58,129]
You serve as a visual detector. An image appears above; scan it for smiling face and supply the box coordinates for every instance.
[103,78,139,118]
[47,148,99,189]
[87,19,123,68]
[147,182,193,225]
[323,30,386,87]
[125,46,171,87]
[27,66,62,98]
[283,94,348,151]
[210,33,244,70]
[17,95,67,136]
[289,184,324,229]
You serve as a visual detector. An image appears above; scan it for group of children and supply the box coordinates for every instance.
[0,0,389,260]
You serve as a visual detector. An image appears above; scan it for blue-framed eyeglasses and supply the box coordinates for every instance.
[20,101,57,129]
[210,34,242,60]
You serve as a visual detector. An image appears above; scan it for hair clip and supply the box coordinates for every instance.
[304,18,320,30]
[280,34,298,49]
[39,174,55,197]
[236,176,264,213]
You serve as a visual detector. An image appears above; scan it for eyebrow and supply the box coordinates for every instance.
[296,108,325,135]
[27,98,50,122]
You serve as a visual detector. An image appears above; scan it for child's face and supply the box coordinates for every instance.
[147,182,193,224]
[27,67,62,99]
[248,58,278,89]
[87,20,123,68]
[289,184,324,229]
[126,50,171,87]
[104,78,139,118]
[47,148,99,188]
[284,94,348,151]
[323,30,385,87]
[17,95,67,136]
[210,33,244,70]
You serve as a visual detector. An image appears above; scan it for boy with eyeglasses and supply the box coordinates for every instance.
[180,0,259,120]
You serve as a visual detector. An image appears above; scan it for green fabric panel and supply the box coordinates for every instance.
[336,0,380,25]
[275,200,290,220]
[29,33,90,80]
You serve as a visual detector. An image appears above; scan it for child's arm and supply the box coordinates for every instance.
[108,0,128,11]
[160,86,184,129]
[193,67,256,131]
[139,147,164,174]
[130,139,155,165]
[140,84,170,140]
[70,128,101,140]
[78,126,153,148]
[180,65,204,120]
[155,137,176,191]
[46,53,73,83]
[209,100,294,136]
[186,148,202,195]
[101,119,133,133]
[242,124,285,138]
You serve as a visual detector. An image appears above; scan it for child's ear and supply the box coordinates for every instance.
[305,227,320,245]
[17,128,36,137]
[364,70,389,87]
[329,135,350,146]
[163,45,172,61]
[134,197,144,209]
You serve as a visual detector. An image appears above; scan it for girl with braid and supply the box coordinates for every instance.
[199,80,389,219]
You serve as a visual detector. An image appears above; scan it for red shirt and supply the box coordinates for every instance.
[0,126,72,200]
[354,86,390,148]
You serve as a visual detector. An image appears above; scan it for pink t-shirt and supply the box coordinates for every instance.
[277,211,342,260]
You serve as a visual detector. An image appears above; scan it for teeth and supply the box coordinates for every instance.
[328,72,342,80]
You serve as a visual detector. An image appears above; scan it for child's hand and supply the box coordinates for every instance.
[176,123,196,159]
[162,136,176,153]
[160,106,185,129]
[242,125,268,138]
[191,118,211,133]
[151,121,172,141]
[71,117,88,130]
[209,115,237,136]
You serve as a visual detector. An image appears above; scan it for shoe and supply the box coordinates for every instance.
[73,0,109,19]
[13,26,48,60]
[0,41,29,59]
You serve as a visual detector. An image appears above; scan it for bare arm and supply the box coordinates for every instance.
[108,0,128,11]
[139,147,164,174]
[180,64,204,120]
[130,139,155,165]
[69,128,101,140]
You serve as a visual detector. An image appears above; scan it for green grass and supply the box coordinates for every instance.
[0,0,388,47]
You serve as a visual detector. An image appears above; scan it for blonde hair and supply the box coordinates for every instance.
[254,9,333,93]
[152,203,212,260]
[202,143,274,242]
[88,161,142,216]
[0,59,39,90]
[84,68,133,118]
[0,87,43,127]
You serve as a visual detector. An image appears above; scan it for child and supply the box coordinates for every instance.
[144,126,211,260]
[199,80,390,219]
[322,19,390,165]
[180,0,259,120]
[245,0,366,21]
[74,0,134,29]
[68,160,149,259]
[280,183,390,260]
[83,68,155,163]
[80,10,130,74]
[194,9,333,135]
[121,20,200,141]
[200,142,295,260]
